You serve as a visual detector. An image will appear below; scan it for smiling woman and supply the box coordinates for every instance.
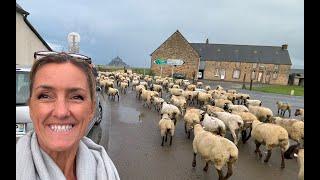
[16,52,120,180]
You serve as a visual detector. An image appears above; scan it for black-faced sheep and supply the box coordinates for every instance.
[295,108,304,121]
[284,144,304,180]
[276,101,291,117]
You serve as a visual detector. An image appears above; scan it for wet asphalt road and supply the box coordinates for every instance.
[88,82,303,180]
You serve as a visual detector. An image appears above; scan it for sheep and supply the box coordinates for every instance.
[225,92,237,104]
[120,81,129,94]
[162,79,169,91]
[244,99,262,107]
[159,114,175,146]
[150,84,163,97]
[175,79,183,86]
[223,104,249,113]
[186,84,196,91]
[172,84,180,89]
[183,108,205,139]
[248,105,273,122]
[205,85,211,91]
[201,104,225,116]
[216,85,224,90]
[276,101,292,117]
[226,89,237,94]
[295,108,304,121]
[230,111,258,144]
[196,81,203,88]
[141,89,159,108]
[182,79,190,86]
[135,84,146,99]
[236,93,250,105]
[192,124,238,180]
[170,95,187,115]
[182,90,198,105]
[155,78,164,85]
[284,144,304,180]
[150,96,165,112]
[249,119,290,168]
[139,81,148,89]
[212,99,233,109]
[202,113,226,137]
[169,88,184,96]
[131,79,140,90]
[105,86,119,101]
[269,117,304,146]
[211,112,244,145]
[160,102,181,125]
[197,92,213,106]
[168,82,175,89]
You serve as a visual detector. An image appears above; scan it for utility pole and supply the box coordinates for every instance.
[242,73,246,89]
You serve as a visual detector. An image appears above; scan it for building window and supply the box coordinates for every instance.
[259,64,265,70]
[236,62,241,68]
[253,63,257,69]
[233,69,241,79]
[215,68,219,76]
[274,64,279,71]
[251,70,256,80]
[272,71,278,79]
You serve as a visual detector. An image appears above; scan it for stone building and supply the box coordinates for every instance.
[150,30,292,85]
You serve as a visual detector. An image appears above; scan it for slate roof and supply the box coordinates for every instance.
[190,43,292,65]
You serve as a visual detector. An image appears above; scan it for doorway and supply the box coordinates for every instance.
[257,71,263,82]
[220,69,226,80]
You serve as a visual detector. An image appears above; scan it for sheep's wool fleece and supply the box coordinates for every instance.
[16,131,120,180]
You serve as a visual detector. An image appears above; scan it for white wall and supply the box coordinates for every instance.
[16,12,50,66]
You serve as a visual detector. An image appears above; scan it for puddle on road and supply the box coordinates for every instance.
[117,106,143,124]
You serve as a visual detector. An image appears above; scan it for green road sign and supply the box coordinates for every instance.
[154,58,167,65]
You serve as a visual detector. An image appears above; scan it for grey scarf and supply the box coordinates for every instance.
[16,131,120,180]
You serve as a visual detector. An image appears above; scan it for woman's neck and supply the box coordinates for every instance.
[39,141,79,179]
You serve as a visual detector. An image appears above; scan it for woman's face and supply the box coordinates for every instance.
[29,62,95,152]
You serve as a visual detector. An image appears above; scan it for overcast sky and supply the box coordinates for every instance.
[17,0,304,69]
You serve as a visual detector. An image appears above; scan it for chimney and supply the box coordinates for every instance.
[206,38,209,44]
[282,44,288,50]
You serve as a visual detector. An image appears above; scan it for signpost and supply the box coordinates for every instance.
[167,59,184,66]
[154,58,184,77]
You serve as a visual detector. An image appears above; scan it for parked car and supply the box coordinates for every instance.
[173,73,186,79]
[16,65,103,142]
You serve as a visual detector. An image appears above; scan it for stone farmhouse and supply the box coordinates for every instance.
[150,30,292,85]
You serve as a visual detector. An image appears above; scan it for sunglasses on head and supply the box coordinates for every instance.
[34,51,92,63]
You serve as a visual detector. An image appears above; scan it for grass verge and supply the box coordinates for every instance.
[252,85,304,96]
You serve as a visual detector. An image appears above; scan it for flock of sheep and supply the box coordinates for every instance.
[96,70,304,180]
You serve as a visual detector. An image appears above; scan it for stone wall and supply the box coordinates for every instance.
[203,60,291,85]
[150,31,200,79]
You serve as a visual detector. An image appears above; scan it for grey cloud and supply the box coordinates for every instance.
[17,0,303,69]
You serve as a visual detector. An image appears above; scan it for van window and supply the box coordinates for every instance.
[16,71,30,105]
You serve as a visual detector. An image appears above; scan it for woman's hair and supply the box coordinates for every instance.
[29,53,96,102]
